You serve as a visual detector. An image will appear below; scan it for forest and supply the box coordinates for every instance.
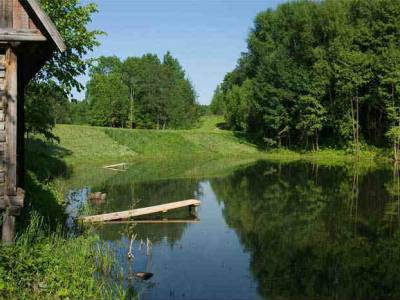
[211,0,400,155]
[47,53,200,130]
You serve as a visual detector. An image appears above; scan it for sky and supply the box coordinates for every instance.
[77,0,284,104]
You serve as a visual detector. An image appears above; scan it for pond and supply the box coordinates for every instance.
[68,160,400,300]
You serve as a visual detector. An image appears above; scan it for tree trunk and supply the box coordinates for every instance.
[356,92,360,160]
[351,96,356,152]
[129,84,134,129]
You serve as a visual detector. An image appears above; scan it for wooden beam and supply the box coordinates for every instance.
[24,0,66,51]
[0,33,46,42]
[80,199,201,223]
[0,28,40,34]
[104,219,200,224]
[103,163,127,168]
[6,47,17,198]
[2,47,17,244]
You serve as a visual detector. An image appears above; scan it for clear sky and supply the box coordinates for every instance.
[77,0,285,104]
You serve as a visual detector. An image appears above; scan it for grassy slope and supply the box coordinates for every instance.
[48,115,387,190]
[53,125,136,163]
[54,116,382,168]
[54,116,260,162]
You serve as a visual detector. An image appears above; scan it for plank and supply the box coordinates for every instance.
[80,199,201,223]
[12,0,29,29]
[103,219,200,224]
[0,32,46,41]
[103,162,127,172]
[25,0,66,51]
[0,0,13,28]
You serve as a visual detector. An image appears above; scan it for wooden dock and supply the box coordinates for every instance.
[103,163,127,172]
[103,219,200,224]
[80,199,201,223]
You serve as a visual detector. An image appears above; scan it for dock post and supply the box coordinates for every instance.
[188,205,197,217]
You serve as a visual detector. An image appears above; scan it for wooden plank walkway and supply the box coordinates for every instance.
[103,219,200,224]
[80,199,201,223]
[103,163,127,172]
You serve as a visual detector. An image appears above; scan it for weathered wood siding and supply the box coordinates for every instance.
[0,50,5,206]
[0,0,13,28]
[0,0,42,32]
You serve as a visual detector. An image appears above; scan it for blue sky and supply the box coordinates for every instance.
[78,0,284,104]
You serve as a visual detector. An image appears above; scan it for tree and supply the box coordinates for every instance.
[216,0,400,151]
[121,57,141,128]
[210,85,225,115]
[225,79,254,131]
[87,73,129,127]
[25,83,60,141]
[85,52,199,129]
[26,0,102,138]
[295,95,326,150]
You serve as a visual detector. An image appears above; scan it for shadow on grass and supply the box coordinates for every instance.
[216,122,230,130]
[233,131,267,151]
[216,121,267,151]
[19,138,74,231]
[26,138,73,181]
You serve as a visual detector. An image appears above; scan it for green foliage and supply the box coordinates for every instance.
[386,127,400,144]
[217,0,400,150]
[25,0,102,139]
[25,83,61,142]
[210,85,225,115]
[85,52,199,129]
[225,79,255,131]
[87,72,130,127]
[0,213,124,299]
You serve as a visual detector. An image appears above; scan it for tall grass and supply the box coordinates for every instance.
[0,212,126,299]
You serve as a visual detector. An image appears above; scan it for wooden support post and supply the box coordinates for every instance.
[188,205,198,217]
[6,47,17,197]
[2,213,15,244]
[2,46,17,244]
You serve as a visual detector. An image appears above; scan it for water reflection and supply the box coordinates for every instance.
[212,161,400,300]
[69,160,400,300]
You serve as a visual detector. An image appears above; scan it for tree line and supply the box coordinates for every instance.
[61,53,199,129]
[211,0,400,155]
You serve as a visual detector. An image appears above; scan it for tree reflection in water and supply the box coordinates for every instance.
[211,161,400,300]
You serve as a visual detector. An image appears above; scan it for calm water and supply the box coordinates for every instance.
[68,160,400,300]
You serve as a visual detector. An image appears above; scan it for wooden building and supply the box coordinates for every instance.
[0,0,65,243]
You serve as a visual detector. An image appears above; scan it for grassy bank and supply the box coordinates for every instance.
[53,116,386,167]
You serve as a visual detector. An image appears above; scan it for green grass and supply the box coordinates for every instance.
[0,213,125,299]
[53,116,386,167]
[53,125,136,163]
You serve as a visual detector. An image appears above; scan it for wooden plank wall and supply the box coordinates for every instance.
[0,0,12,27]
[0,0,38,31]
[0,50,5,206]
[12,0,29,29]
